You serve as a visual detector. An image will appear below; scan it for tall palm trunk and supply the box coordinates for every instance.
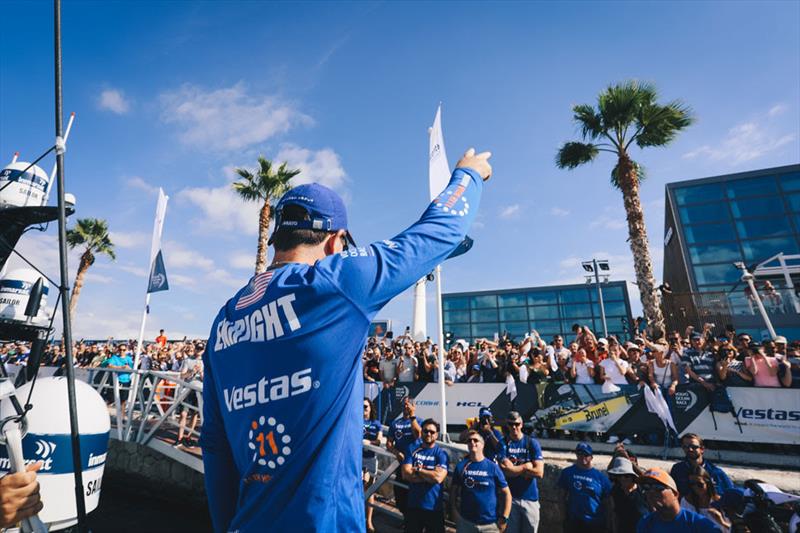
[255,201,271,274]
[617,154,665,335]
[69,250,94,320]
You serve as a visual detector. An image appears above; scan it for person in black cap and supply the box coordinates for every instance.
[200,149,492,532]
[460,407,506,462]
[557,442,612,533]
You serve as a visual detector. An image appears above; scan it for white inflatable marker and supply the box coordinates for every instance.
[11,152,19,164]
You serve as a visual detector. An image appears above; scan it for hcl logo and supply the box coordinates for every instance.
[456,401,484,407]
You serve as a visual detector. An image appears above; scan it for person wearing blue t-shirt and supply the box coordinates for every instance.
[557,442,612,533]
[388,397,423,522]
[460,407,506,463]
[401,419,449,533]
[452,430,512,532]
[500,411,543,533]
[200,149,492,533]
[362,399,383,533]
[102,344,134,410]
[636,467,721,533]
[670,434,733,499]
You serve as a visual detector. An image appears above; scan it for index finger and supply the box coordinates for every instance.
[475,151,492,160]
[464,148,475,158]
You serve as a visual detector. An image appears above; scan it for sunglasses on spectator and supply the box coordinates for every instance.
[507,422,522,427]
[640,483,669,493]
[682,444,702,451]
[422,429,437,435]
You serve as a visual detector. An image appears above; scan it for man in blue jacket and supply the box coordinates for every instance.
[200,148,491,532]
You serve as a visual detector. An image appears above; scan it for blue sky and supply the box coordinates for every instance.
[1,1,798,339]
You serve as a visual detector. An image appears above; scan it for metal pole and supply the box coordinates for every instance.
[594,259,608,337]
[54,0,88,528]
[777,253,800,313]
[434,264,448,442]
[739,266,777,339]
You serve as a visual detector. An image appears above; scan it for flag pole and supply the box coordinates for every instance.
[125,189,168,439]
[434,264,448,441]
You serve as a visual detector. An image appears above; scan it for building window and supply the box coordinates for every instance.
[499,321,529,338]
[693,263,745,285]
[685,222,737,244]
[729,197,782,218]
[593,301,628,316]
[443,297,469,310]
[529,305,560,320]
[735,217,793,239]
[726,176,778,198]
[679,203,730,225]
[444,310,470,324]
[499,307,528,321]
[779,172,800,192]
[689,242,742,264]
[471,295,498,309]
[674,183,725,206]
[498,293,527,307]
[471,309,499,323]
[561,303,593,318]
[559,288,590,303]
[471,323,499,338]
[741,236,800,263]
[786,192,800,212]
[589,284,625,302]
[527,291,558,306]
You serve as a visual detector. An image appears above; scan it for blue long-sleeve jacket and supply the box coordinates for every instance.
[200,167,484,532]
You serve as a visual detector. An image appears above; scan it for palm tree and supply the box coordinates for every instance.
[556,81,693,334]
[232,156,301,273]
[66,218,116,320]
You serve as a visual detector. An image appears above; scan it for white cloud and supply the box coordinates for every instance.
[163,240,214,271]
[159,82,312,151]
[97,88,130,114]
[177,184,261,236]
[169,273,197,288]
[768,104,787,117]
[276,144,347,191]
[117,264,148,277]
[549,207,570,217]
[207,268,244,289]
[109,231,149,249]
[85,272,114,284]
[499,204,521,219]
[589,207,627,230]
[229,251,255,270]
[125,176,159,196]
[683,106,796,165]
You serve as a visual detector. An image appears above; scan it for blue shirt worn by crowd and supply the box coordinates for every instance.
[363,420,382,460]
[670,460,733,497]
[635,508,722,533]
[199,168,484,533]
[504,435,543,501]
[480,428,507,462]
[681,350,716,383]
[557,465,612,525]
[403,444,449,511]
[103,354,133,384]
[389,415,424,457]
[454,457,509,525]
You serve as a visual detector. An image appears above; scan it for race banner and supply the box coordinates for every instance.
[379,381,800,446]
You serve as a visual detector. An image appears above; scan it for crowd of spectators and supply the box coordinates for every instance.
[362,323,800,393]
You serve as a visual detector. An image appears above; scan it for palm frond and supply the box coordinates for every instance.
[555,142,599,169]
[598,80,656,143]
[573,104,605,141]
[66,218,115,258]
[635,100,694,148]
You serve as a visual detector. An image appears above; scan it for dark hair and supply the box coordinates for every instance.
[421,418,440,433]
[686,464,718,505]
[271,205,332,251]
[681,433,705,447]
[363,398,377,421]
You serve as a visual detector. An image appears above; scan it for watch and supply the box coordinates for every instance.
[499,516,508,524]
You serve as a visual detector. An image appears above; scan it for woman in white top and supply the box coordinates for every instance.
[598,346,630,385]
[648,346,679,396]
[569,348,595,384]
[680,465,731,533]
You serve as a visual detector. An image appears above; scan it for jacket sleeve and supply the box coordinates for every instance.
[199,344,239,532]
[317,167,484,318]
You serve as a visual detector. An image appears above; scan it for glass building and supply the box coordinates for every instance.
[663,164,800,338]
[442,281,633,344]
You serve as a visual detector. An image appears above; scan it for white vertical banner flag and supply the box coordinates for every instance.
[127,188,169,438]
[429,104,451,438]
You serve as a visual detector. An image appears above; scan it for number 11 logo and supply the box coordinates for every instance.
[248,416,293,469]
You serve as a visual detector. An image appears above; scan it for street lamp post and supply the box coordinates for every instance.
[582,259,609,338]
[735,262,777,339]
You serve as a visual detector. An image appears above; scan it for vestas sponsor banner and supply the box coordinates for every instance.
[382,382,800,445]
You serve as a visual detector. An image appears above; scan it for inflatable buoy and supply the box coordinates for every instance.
[0,268,50,325]
[0,162,49,209]
[0,377,110,531]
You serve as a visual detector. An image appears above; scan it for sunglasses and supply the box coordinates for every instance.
[507,422,522,427]
[682,444,702,451]
[640,483,668,493]
[422,429,438,435]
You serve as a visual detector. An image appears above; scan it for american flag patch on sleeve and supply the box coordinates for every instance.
[235,271,274,310]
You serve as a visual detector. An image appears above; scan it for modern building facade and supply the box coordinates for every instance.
[663,164,800,338]
[442,281,634,344]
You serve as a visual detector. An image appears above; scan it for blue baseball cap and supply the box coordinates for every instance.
[479,407,492,418]
[575,442,593,456]
[269,183,356,246]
